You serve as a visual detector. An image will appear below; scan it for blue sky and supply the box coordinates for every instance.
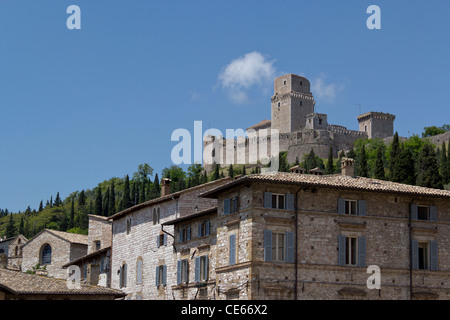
[0,0,449,212]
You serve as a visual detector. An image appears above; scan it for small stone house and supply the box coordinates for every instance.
[0,235,28,270]
[62,215,112,287]
[21,229,88,279]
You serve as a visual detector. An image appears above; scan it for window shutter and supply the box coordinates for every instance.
[187,227,191,241]
[286,231,295,263]
[338,235,346,266]
[429,206,437,221]
[176,260,182,285]
[155,266,160,287]
[123,264,127,287]
[286,194,294,210]
[224,198,230,214]
[162,265,167,286]
[137,260,142,284]
[205,255,209,281]
[430,241,438,271]
[194,257,200,283]
[264,230,272,262]
[198,223,202,238]
[205,221,210,236]
[229,234,236,265]
[410,204,418,220]
[358,200,366,216]
[119,265,123,288]
[163,233,167,246]
[156,235,160,248]
[358,236,366,267]
[233,197,238,212]
[264,192,272,208]
[182,260,188,284]
[338,198,345,214]
[411,240,419,270]
[179,229,183,242]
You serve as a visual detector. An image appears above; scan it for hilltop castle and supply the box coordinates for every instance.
[204,73,395,170]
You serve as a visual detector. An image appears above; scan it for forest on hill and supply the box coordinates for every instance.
[0,125,449,240]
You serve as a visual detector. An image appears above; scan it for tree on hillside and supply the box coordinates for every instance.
[78,190,86,208]
[95,187,103,216]
[133,163,154,182]
[228,164,234,179]
[374,146,385,180]
[54,192,62,207]
[38,201,44,212]
[109,181,116,215]
[392,145,416,185]
[439,142,449,184]
[388,132,400,180]
[417,143,443,189]
[326,146,334,174]
[6,213,16,238]
[422,125,447,138]
[102,187,110,216]
[358,144,368,177]
[213,163,220,181]
[303,148,317,172]
[69,197,75,229]
[121,175,131,210]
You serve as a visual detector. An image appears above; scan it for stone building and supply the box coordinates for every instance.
[203,73,395,171]
[199,160,450,300]
[62,215,112,287]
[21,229,88,279]
[108,177,232,300]
[0,235,28,270]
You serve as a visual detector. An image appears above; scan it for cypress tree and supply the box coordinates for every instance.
[153,174,160,195]
[374,146,385,180]
[392,145,415,185]
[50,196,53,208]
[242,165,246,176]
[389,132,400,180]
[228,164,234,179]
[69,197,75,229]
[213,163,220,180]
[417,143,443,189]
[54,192,62,207]
[326,146,334,174]
[78,190,86,207]
[439,142,448,184]
[122,175,131,210]
[304,148,317,172]
[139,180,146,204]
[102,187,110,216]
[19,216,25,235]
[38,201,43,212]
[130,182,137,206]
[109,181,116,215]
[6,213,16,238]
[95,187,103,216]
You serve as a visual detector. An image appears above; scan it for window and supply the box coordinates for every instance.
[318,119,322,125]
[300,80,303,86]
[272,233,285,262]
[263,192,294,210]
[136,259,143,285]
[178,226,191,242]
[338,235,366,267]
[126,218,131,235]
[156,265,167,287]
[119,263,127,288]
[41,244,52,265]
[271,194,285,209]
[95,241,101,251]
[299,100,303,106]
[195,255,209,283]
[278,102,281,108]
[198,221,211,238]
[263,230,295,263]
[177,259,189,285]
[417,206,428,220]
[283,80,287,85]
[412,240,438,270]
[223,197,238,214]
[345,200,357,215]
[157,233,167,247]
[153,208,160,225]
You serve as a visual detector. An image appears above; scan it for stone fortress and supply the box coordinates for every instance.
[204,73,396,170]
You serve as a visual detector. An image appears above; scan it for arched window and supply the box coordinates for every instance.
[41,244,52,265]
[136,258,143,285]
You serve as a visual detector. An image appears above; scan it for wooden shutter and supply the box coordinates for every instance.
[430,241,438,271]
[286,194,294,210]
[264,192,272,208]
[205,255,209,281]
[194,257,200,283]
[358,236,366,267]
[233,197,238,212]
[155,266,160,287]
[123,264,127,287]
[411,240,419,270]
[179,229,183,242]
[338,198,345,214]
[205,221,210,236]
[264,230,272,262]
[119,265,123,288]
[229,234,236,265]
[224,198,230,214]
[286,231,295,263]
[187,227,191,241]
[176,260,182,285]
[338,235,346,266]
[156,235,160,248]
[163,234,167,246]
[198,223,202,238]
[429,206,437,221]
[410,204,418,220]
[358,200,367,216]
[162,265,167,286]
[182,260,188,284]
[137,260,142,284]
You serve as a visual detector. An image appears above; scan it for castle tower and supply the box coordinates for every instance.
[271,74,315,134]
[357,112,395,139]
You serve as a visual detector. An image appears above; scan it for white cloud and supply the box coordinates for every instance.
[218,51,276,104]
[311,74,345,102]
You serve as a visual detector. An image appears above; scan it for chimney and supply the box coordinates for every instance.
[341,157,355,177]
[160,178,171,197]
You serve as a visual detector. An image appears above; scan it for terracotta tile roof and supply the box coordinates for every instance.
[162,207,217,226]
[0,268,125,297]
[201,172,450,198]
[21,229,88,249]
[62,246,111,268]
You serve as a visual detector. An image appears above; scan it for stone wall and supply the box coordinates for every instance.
[88,215,112,253]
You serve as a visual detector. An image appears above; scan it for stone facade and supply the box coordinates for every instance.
[21,229,87,279]
[7,235,27,270]
[108,177,232,300]
[358,112,395,139]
